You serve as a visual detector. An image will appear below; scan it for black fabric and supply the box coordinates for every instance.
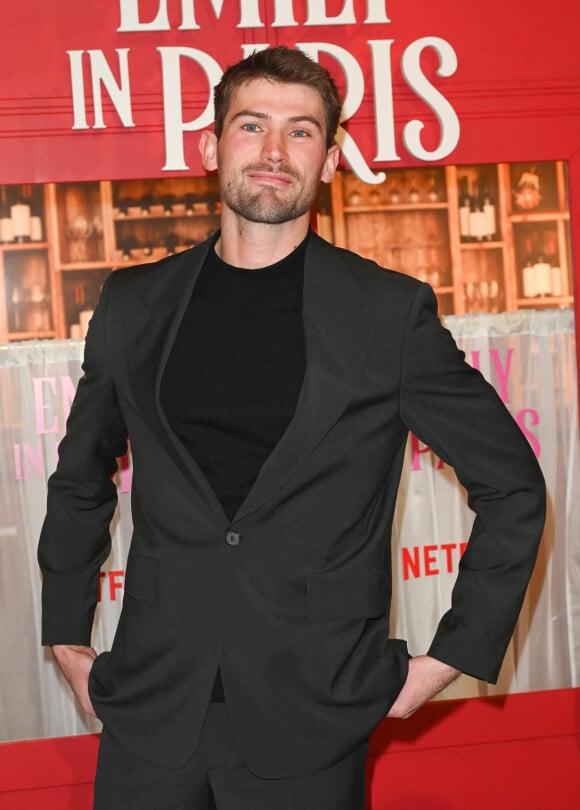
[161,234,308,702]
[94,703,369,810]
[161,234,308,521]
[40,231,545,777]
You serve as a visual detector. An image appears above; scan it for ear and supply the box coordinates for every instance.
[199,130,218,171]
[320,144,340,184]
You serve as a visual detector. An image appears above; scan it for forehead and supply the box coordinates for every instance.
[224,77,326,125]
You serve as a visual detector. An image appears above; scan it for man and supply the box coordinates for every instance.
[39,46,545,809]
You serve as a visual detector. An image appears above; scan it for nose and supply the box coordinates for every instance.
[261,130,287,164]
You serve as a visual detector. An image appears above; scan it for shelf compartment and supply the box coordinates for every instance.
[507,161,565,215]
[55,182,107,264]
[457,247,505,314]
[60,268,111,338]
[4,250,53,334]
[343,206,452,288]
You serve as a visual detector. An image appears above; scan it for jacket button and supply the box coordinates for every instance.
[225,531,241,547]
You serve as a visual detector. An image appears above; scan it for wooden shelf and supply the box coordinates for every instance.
[0,241,49,251]
[327,160,572,316]
[0,163,573,340]
[113,211,218,222]
[459,241,504,250]
[8,330,56,341]
[343,202,448,213]
[58,261,113,272]
[517,296,573,308]
[433,286,454,294]
[0,177,221,342]
[510,212,570,224]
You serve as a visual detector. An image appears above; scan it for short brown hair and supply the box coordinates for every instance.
[213,46,342,148]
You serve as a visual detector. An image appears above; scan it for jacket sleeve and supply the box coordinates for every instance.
[399,283,546,682]
[38,271,128,646]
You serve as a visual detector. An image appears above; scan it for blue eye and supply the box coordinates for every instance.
[291,129,309,138]
[242,123,260,132]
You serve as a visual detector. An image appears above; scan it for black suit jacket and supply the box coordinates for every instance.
[38,232,545,777]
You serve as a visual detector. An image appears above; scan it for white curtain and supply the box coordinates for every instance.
[393,309,580,699]
[0,309,578,741]
[0,340,131,741]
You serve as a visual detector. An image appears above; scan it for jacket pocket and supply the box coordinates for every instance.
[383,638,411,709]
[124,553,160,603]
[88,650,113,721]
[307,569,387,623]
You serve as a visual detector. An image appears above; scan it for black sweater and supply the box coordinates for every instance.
[160,234,308,702]
[161,234,307,519]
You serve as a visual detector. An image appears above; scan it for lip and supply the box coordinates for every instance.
[246,171,294,186]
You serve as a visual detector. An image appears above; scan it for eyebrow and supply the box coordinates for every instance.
[230,110,323,132]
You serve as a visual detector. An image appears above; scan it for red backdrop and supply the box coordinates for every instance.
[1,689,578,808]
[1,0,579,363]
[0,2,579,805]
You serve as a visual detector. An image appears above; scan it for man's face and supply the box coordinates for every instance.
[200,78,339,225]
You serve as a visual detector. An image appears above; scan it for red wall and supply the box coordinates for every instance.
[1,689,578,809]
[0,5,578,801]
[1,0,579,380]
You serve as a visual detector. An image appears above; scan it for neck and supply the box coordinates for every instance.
[216,207,310,269]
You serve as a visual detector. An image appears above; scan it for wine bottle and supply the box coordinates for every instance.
[10,185,31,242]
[468,181,486,242]
[30,201,43,241]
[10,286,24,332]
[140,194,153,216]
[521,238,536,298]
[0,186,14,243]
[70,280,86,334]
[544,232,562,297]
[388,185,401,205]
[164,232,180,255]
[426,174,440,203]
[458,176,471,241]
[480,175,497,240]
[489,279,500,313]
[118,235,140,261]
[407,185,420,204]
[532,242,552,296]
[27,284,51,332]
[117,198,130,218]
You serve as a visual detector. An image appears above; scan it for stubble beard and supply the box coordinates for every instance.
[220,165,320,225]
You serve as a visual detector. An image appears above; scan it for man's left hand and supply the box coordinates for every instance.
[387,654,460,719]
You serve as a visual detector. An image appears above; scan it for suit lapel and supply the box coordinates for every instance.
[234,233,374,522]
[121,233,374,524]
[122,241,228,519]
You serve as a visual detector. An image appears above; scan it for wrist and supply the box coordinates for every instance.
[51,644,95,661]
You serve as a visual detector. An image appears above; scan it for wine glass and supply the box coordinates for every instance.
[67,215,93,262]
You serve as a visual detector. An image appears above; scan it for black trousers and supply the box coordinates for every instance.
[93,702,368,810]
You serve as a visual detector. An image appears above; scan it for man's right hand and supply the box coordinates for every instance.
[51,644,98,717]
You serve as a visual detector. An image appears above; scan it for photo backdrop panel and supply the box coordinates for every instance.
[0,308,577,742]
[1,1,579,184]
